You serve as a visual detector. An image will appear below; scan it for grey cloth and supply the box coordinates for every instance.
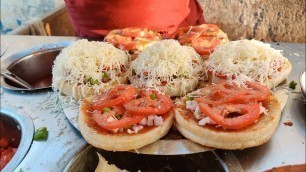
[8,18,47,36]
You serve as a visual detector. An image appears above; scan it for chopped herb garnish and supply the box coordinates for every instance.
[150,93,157,100]
[289,81,297,89]
[103,107,110,113]
[34,127,48,141]
[115,114,123,120]
[102,72,109,79]
[88,77,99,85]
[186,96,194,101]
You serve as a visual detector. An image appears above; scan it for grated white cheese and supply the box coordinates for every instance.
[205,39,289,86]
[52,39,131,97]
[130,39,205,95]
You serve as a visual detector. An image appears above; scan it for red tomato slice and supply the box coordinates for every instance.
[170,26,204,45]
[196,82,270,105]
[124,90,173,116]
[122,27,160,39]
[92,106,144,130]
[208,70,236,80]
[105,34,136,50]
[92,85,137,111]
[198,24,220,36]
[192,36,221,55]
[199,102,260,129]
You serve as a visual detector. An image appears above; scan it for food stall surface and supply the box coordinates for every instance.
[0,35,305,171]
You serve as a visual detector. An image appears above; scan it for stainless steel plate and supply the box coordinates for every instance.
[0,42,71,91]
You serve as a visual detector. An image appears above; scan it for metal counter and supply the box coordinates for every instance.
[0,35,305,171]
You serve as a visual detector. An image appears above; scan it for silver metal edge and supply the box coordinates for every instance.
[1,108,34,172]
[299,68,306,98]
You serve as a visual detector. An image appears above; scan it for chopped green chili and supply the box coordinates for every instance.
[103,107,110,113]
[150,93,157,100]
[34,127,48,141]
[289,80,297,89]
[186,96,194,101]
[88,77,99,85]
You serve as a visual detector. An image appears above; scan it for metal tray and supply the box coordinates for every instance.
[0,42,71,91]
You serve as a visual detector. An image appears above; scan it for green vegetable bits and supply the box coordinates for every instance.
[34,127,48,141]
[289,80,297,89]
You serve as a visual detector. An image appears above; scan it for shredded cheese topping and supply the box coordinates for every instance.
[130,40,204,94]
[205,39,289,86]
[52,39,131,96]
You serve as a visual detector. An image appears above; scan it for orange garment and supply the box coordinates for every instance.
[64,0,205,37]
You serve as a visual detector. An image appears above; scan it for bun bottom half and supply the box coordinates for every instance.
[78,96,175,151]
[57,77,128,100]
[174,94,281,150]
[204,60,292,90]
[130,77,198,97]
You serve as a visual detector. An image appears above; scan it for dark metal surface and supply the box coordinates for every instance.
[64,145,233,172]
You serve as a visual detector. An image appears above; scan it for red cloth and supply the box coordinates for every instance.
[65,0,205,37]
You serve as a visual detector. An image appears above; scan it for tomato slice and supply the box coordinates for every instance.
[124,90,173,116]
[208,70,236,80]
[105,34,136,51]
[92,85,137,111]
[196,82,270,105]
[199,102,260,129]
[170,26,204,45]
[198,24,220,36]
[92,106,144,130]
[192,36,221,55]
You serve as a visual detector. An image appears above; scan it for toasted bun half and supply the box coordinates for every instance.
[264,60,292,89]
[57,77,128,100]
[205,59,292,90]
[174,93,281,150]
[78,95,175,151]
[130,77,198,97]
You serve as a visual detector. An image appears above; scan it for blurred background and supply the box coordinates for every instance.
[1,0,305,42]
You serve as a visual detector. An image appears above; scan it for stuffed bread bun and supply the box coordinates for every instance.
[78,85,174,151]
[130,39,205,97]
[105,27,161,60]
[52,39,131,100]
[170,24,229,60]
[174,81,281,150]
[204,39,292,89]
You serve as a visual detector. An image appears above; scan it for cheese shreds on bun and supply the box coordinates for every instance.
[174,81,282,150]
[130,39,205,97]
[205,39,292,88]
[52,39,131,99]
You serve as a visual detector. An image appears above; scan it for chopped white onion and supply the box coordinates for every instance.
[154,115,163,126]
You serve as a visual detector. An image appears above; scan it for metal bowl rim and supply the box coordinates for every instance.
[0,41,71,91]
[1,108,34,172]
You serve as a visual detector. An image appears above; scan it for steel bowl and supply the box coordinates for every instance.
[0,41,71,91]
[1,108,34,172]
